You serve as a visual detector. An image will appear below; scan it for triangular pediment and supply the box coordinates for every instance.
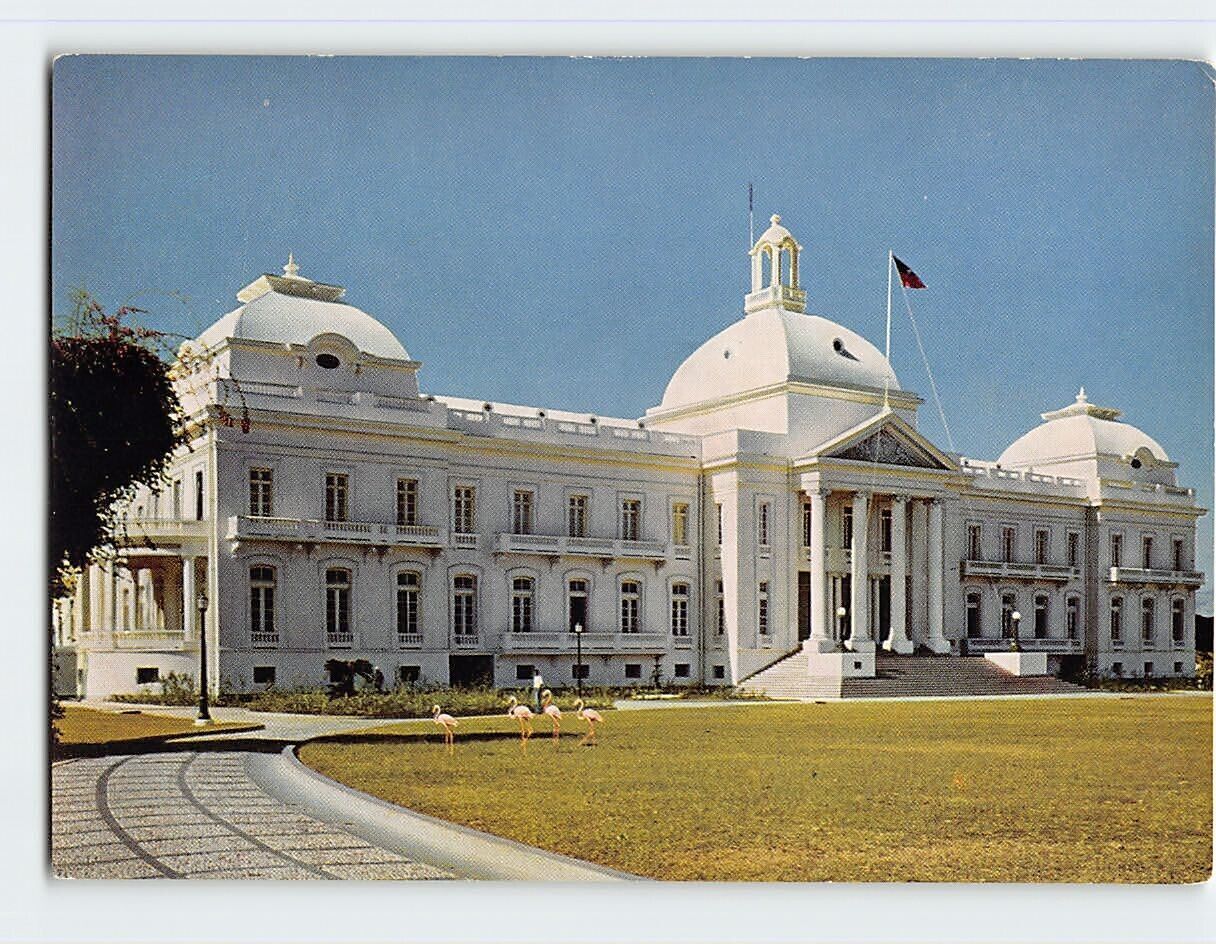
[811,410,957,471]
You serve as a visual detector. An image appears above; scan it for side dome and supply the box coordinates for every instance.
[195,256,409,361]
[998,389,1169,468]
[659,307,899,412]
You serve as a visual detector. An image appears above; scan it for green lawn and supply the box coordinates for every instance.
[299,695,1212,883]
[55,706,253,747]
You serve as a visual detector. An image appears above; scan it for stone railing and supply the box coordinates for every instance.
[110,630,186,650]
[396,633,423,648]
[1108,566,1204,588]
[961,560,1079,582]
[326,631,354,648]
[118,517,210,543]
[228,516,441,548]
[495,533,668,561]
[500,631,667,652]
[250,631,279,648]
[963,637,1083,654]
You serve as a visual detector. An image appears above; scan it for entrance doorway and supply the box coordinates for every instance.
[449,654,493,687]
[797,571,811,641]
[876,576,891,644]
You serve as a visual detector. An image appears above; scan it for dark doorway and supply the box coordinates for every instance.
[797,571,811,641]
[840,575,852,641]
[449,654,493,687]
[877,576,891,643]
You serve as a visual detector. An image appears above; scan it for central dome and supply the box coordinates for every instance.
[659,306,900,412]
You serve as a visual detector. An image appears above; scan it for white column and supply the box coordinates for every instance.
[885,496,912,653]
[808,490,831,649]
[848,491,873,651]
[182,556,196,643]
[926,498,950,653]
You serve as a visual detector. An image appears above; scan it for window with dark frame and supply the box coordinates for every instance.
[396,478,419,526]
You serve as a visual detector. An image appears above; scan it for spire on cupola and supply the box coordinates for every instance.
[745,213,807,315]
[283,252,301,279]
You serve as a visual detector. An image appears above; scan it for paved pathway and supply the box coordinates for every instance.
[52,751,452,880]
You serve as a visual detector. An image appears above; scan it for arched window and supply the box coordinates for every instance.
[1066,596,1081,640]
[567,577,589,633]
[965,591,982,638]
[249,565,277,645]
[452,574,478,639]
[1034,593,1049,639]
[1000,592,1016,638]
[511,576,534,634]
[1109,596,1123,643]
[396,571,421,644]
[1141,597,1155,644]
[1172,598,1185,644]
[325,568,352,645]
[620,579,641,634]
[670,583,690,637]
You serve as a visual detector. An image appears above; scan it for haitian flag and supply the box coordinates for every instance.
[893,255,926,289]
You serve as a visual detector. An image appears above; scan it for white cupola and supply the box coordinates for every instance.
[745,213,807,315]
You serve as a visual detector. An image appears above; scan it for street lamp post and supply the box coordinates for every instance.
[1010,610,1022,652]
[574,622,584,698]
[836,606,848,647]
[196,589,211,724]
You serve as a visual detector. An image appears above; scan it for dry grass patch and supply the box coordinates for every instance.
[299,696,1212,883]
[55,705,252,747]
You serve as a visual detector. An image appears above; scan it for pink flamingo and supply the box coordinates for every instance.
[540,689,561,741]
[574,699,603,746]
[505,695,534,749]
[431,705,457,754]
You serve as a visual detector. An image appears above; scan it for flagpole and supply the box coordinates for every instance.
[883,250,893,410]
[748,183,754,248]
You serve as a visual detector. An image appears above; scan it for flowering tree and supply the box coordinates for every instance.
[49,295,186,596]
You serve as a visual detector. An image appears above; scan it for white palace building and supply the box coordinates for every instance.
[53,215,1206,698]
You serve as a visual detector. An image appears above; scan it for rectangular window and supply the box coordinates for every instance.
[758,501,771,546]
[712,664,725,680]
[716,503,723,545]
[674,663,691,678]
[1035,529,1049,565]
[1173,538,1185,571]
[571,664,590,680]
[252,666,276,686]
[1110,533,1123,568]
[325,473,349,522]
[802,501,812,548]
[671,502,689,545]
[670,583,690,636]
[396,572,420,641]
[398,665,421,684]
[1067,597,1080,639]
[396,478,419,527]
[1141,598,1155,644]
[511,577,534,633]
[758,581,769,635]
[515,664,535,681]
[1110,598,1123,643]
[1172,599,1185,643]
[249,468,273,517]
[716,579,725,635]
[1174,661,1184,674]
[452,575,478,637]
[1142,535,1153,570]
[1034,594,1048,638]
[620,580,641,634]
[966,592,982,638]
[1000,593,1016,638]
[880,509,893,553]
[967,524,982,560]
[136,667,159,685]
[624,663,642,680]
[567,494,588,538]
[194,470,204,521]
[1111,661,1123,677]
[1144,661,1154,678]
[1001,526,1016,563]
[172,479,182,519]
[453,486,476,534]
[249,565,276,643]
[620,499,641,541]
[1068,532,1080,568]
[512,490,535,535]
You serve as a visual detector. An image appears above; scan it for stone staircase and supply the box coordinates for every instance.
[739,649,1086,700]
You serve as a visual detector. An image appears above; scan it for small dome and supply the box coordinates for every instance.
[755,213,799,248]
[659,307,899,411]
[195,258,409,361]
[998,389,1169,468]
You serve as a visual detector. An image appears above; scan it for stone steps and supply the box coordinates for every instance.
[739,650,1086,700]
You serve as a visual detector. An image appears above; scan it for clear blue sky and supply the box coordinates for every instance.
[51,56,1214,610]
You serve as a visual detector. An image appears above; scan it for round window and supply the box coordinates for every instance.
[832,338,844,353]
[1130,458,1142,470]
[315,353,340,369]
